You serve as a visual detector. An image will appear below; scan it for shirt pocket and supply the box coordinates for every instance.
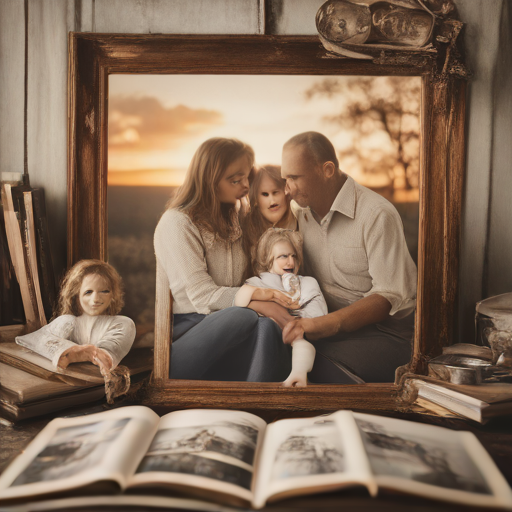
[330,246,369,279]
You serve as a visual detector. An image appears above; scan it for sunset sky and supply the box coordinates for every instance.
[107,74,419,190]
[107,74,361,186]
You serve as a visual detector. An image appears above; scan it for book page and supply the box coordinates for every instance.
[128,409,267,505]
[353,412,512,508]
[0,406,159,502]
[252,411,374,509]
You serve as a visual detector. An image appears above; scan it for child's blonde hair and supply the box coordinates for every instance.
[253,228,303,276]
[55,259,124,317]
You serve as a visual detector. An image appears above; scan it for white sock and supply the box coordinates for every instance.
[283,338,316,387]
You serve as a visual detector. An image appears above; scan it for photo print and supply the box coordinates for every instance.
[108,74,421,346]
[11,418,131,487]
[355,418,491,494]
[136,419,260,490]
[271,420,345,480]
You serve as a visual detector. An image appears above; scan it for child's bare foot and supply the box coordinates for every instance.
[283,373,308,387]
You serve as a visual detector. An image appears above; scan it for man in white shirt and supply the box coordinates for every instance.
[279,131,417,383]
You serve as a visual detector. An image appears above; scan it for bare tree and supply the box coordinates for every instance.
[306,77,420,191]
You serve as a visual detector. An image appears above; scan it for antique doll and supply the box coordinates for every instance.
[16,259,135,374]
[235,228,328,387]
[242,165,297,279]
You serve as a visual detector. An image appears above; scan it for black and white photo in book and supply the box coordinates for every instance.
[355,416,491,494]
[136,418,261,490]
[271,419,345,480]
[11,419,131,487]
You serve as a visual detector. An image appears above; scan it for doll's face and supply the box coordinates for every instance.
[270,240,299,275]
[257,174,288,225]
[79,274,112,316]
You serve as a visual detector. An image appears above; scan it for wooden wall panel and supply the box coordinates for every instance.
[0,1,25,176]
[487,0,512,298]
[93,0,261,34]
[457,0,503,343]
[27,0,76,280]
[265,0,324,34]
[77,0,94,32]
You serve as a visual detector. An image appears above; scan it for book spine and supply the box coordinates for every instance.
[23,192,47,326]
[1,184,39,331]
[417,387,482,423]
[31,188,57,320]
[0,207,25,326]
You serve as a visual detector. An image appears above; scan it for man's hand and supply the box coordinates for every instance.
[58,345,113,373]
[282,317,315,344]
[248,301,295,330]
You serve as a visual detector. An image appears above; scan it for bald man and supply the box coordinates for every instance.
[278,131,417,383]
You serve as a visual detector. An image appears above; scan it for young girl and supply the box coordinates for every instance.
[235,228,328,387]
[16,259,136,374]
[242,165,296,279]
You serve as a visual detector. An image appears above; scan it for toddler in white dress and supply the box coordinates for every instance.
[235,228,327,387]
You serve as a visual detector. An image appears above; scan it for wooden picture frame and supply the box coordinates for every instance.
[68,34,466,414]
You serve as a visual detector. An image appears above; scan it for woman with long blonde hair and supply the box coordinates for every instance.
[154,138,293,381]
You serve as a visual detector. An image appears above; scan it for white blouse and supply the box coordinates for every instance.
[154,209,247,315]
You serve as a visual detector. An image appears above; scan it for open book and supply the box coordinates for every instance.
[0,407,511,509]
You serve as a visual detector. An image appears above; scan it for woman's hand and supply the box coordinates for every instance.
[57,345,113,373]
[251,288,300,310]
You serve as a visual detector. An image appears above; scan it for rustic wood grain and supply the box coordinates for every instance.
[68,34,466,413]
[93,0,261,35]
[27,0,74,279]
[153,262,172,383]
[143,383,397,415]
[265,0,324,35]
[408,76,466,377]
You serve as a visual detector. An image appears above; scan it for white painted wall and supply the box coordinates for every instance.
[0,0,510,343]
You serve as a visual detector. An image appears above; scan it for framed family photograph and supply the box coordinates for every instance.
[68,34,466,413]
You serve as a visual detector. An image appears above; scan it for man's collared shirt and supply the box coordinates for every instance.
[295,174,417,319]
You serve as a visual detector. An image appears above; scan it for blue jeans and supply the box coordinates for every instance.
[170,307,292,382]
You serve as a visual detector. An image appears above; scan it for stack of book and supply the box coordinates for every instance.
[0,343,153,422]
[1,181,57,332]
[408,377,512,423]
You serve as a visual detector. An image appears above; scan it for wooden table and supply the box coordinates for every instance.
[1,400,511,512]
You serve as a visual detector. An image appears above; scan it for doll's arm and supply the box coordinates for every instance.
[58,345,113,371]
[15,316,79,368]
[93,316,136,369]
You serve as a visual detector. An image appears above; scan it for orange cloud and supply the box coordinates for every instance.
[108,95,224,150]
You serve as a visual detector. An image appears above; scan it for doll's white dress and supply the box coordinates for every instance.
[16,314,136,369]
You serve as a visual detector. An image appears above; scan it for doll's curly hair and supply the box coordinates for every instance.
[54,259,124,317]
[253,228,303,276]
